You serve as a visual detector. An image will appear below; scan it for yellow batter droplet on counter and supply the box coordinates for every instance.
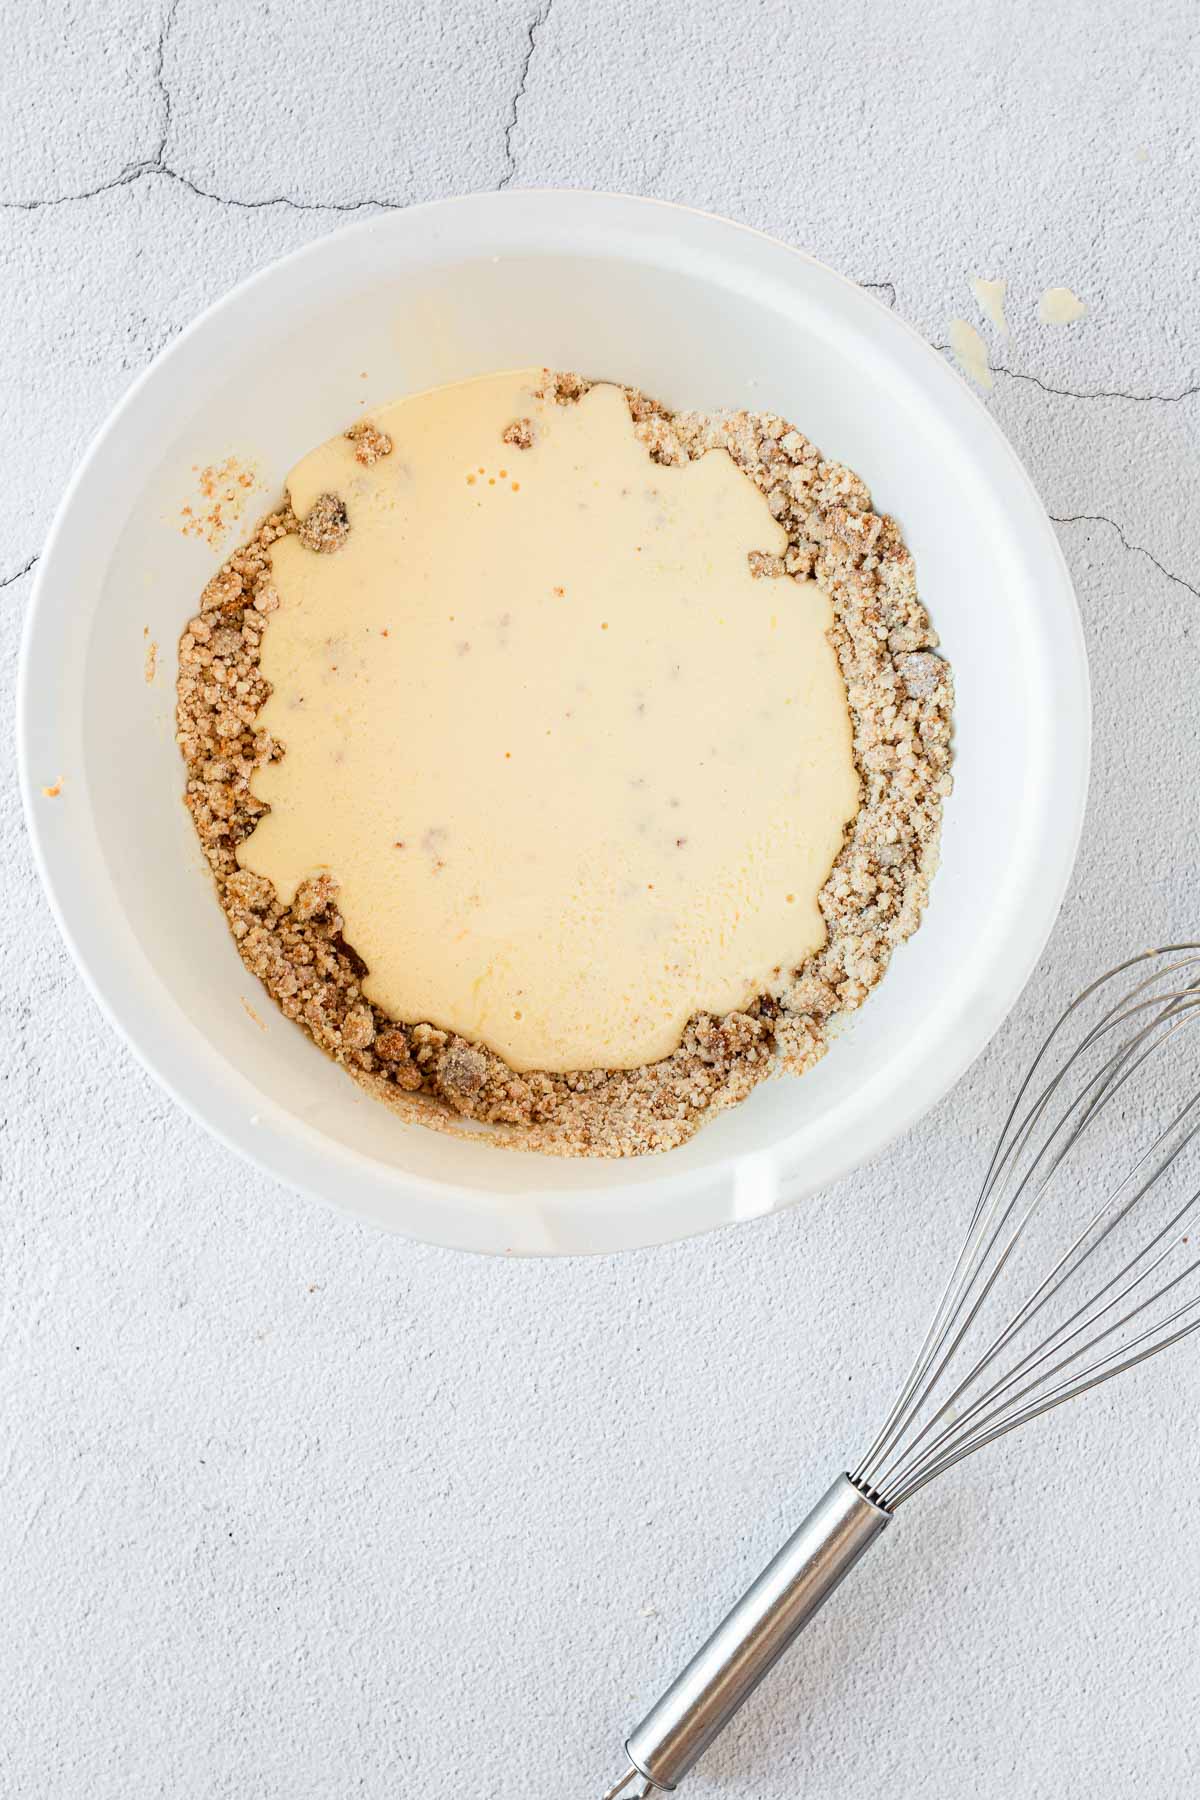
[241,369,859,1072]
[948,318,993,390]
[970,275,1008,336]
[1038,285,1088,325]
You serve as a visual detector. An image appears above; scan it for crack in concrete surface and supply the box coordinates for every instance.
[499,0,554,189]
[0,156,412,215]
[0,554,38,592]
[2,0,397,216]
[994,365,1200,405]
[1050,514,1199,600]
[4,0,560,214]
[934,343,1199,407]
[150,0,182,167]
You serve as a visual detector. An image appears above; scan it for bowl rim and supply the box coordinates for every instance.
[17,188,1091,1256]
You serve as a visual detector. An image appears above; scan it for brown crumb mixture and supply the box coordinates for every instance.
[502,417,536,450]
[747,550,787,579]
[176,373,953,1157]
[296,492,350,553]
[180,456,259,548]
[345,419,393,466]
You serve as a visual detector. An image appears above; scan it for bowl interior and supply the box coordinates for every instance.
[20,193,1088,1253]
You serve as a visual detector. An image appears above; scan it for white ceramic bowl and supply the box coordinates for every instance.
[18,191,1090,1256]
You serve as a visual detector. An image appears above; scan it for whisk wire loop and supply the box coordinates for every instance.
[854,948,1200,1510]
[888,1245,1200,1505]
[891,1296,1200,1507]
[875,1140,1200,1502]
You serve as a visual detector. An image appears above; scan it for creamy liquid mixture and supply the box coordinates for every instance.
[240,370,860,1071]
[1038,285,1088,325]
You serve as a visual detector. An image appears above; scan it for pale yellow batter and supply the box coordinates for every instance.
[240,370,860,1072]
[1038,285,1088,325]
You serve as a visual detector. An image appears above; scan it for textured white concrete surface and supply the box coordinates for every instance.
[3,2,1199,1795]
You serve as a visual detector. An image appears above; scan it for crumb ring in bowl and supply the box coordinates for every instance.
[176,369,953,1157]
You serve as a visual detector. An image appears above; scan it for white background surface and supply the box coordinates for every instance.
[2,3,1198,1795]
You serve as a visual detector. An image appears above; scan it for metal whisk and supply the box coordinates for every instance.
[603,946,1200,1796]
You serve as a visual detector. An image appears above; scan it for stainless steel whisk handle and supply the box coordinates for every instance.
[605,1475,891,1796]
